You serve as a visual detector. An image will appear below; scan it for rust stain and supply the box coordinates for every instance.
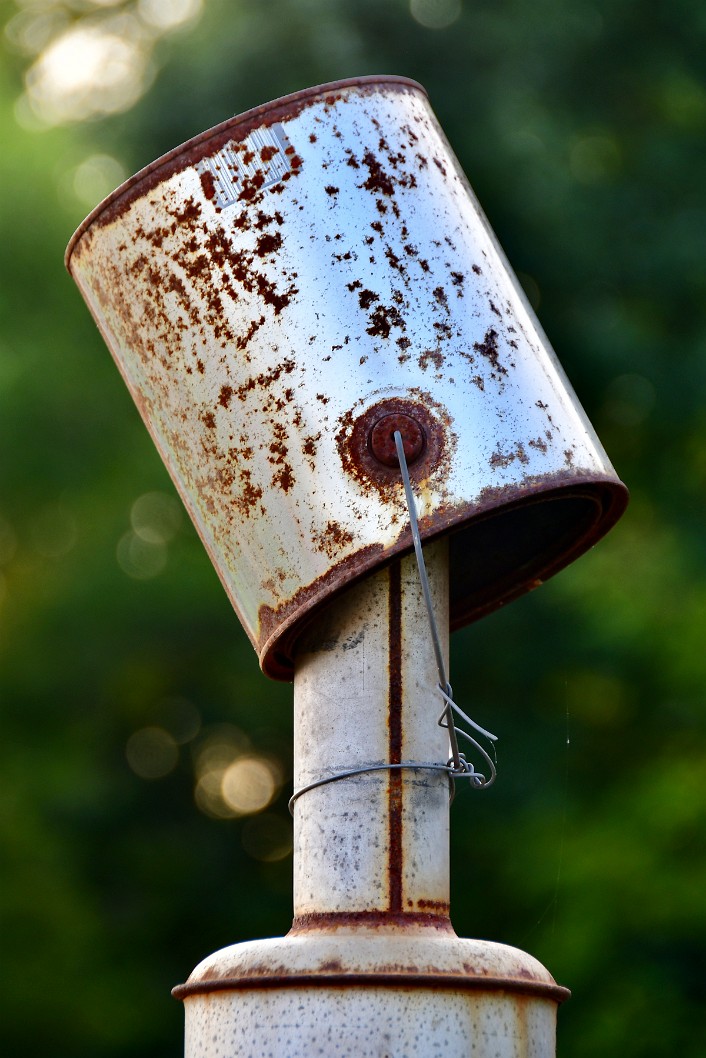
[336,395,452,505]
[416,899,451,912]
[473,327,507,377]
[418,349,444,372]
[288,910,452,933]
[490,442,530,470]
[366,302,406,338]
[173,972,571,1002]
[198,168,216,202]
[311,520,354,559]
[388,560,403,913]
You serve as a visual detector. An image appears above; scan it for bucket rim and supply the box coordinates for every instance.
[64,75,426,270]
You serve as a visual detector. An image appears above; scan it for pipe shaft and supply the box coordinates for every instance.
[292,541,450,923]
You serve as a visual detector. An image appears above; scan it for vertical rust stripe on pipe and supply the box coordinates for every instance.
[388,561,403,913]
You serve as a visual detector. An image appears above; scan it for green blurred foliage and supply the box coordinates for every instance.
[1,0,705,1054]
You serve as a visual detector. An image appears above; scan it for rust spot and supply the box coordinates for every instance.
[472,263,482,275]
[369,412,425,467]
[233,469,264,517]
[288,911,453,933]
[234,358,295,403]
[385,245,406,276]
[255,231,282,256]
[490,442,529,470]
[473,327,507,377]
[360,150,395,197]
[324,185,339,196]
[418,349,445,372]
[312,520,354,559]
[174,197,202,224]
[528,437,549,454]
[199,168,216,202]
[416,899,451,912]
[218,385,233,409]
[268,421,295,493]
[366,302,405,339]
[337,396,450,504]
[302,433,319,459]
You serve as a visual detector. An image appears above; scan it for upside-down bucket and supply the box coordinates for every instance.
[66,75,627,681]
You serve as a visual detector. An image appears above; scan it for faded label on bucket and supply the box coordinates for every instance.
[197,123,293,210]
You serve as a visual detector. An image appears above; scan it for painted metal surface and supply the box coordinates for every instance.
[174,551,567,1056]
[66,75,627,679]
[292,545,450,920]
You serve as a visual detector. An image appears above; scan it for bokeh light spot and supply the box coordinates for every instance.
[126,726,179,779]
[25,17,150,125]
[221,756,278,816]
[410,0,462,30]
[131,491,182,545]
[138,0,203,31]
[116,530,167,579]
[73,154,126,208]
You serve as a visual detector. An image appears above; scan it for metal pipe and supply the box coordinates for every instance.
[292,543,450,924]
[62,76,615,1055]
[173,546,569,1055]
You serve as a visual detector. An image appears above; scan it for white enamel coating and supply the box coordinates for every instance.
[67,77,626,678]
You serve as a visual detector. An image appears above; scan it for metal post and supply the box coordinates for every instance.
[64,75,627,1057]
[173,544,568,1056]
[292,544,450,927]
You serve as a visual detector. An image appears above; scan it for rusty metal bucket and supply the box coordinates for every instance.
[66,75,627,678]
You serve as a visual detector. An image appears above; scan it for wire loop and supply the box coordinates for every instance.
[393,430,498,790]
[288,429,498,814]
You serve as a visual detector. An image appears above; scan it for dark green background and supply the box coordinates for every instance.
[1,0,705,1054]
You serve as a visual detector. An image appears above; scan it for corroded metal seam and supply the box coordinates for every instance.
[172,974,571,1003]
[288,910,453,932]
[387,560,404,913]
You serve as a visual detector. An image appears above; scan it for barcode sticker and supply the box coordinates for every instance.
[198,123,293,210]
